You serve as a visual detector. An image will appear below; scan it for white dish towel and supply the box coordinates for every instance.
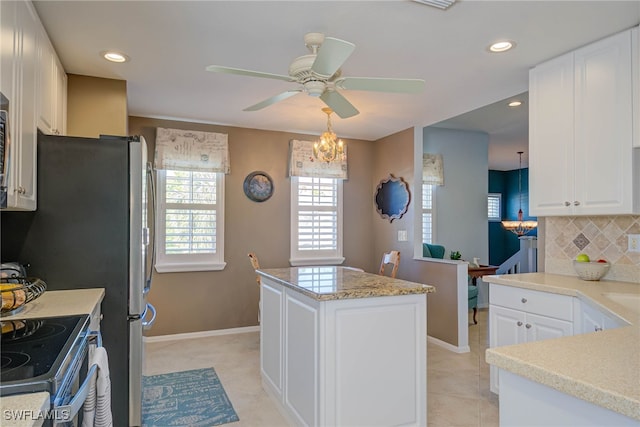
[81,346,113,427]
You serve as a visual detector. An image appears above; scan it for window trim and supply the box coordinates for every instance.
[488,193,502,222]
[155,170,226,273]
[290,176,344,266]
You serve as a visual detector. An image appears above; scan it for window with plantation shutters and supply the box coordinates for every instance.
[422,183,435,244]
[290,176,344,266]
[488,193,501,221]
[155,170,225,272]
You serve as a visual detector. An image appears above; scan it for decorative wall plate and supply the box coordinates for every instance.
[243,171,274,202]
[375,174,410,222]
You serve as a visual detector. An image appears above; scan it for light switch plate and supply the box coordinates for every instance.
[629,234,640,252]
[398,230,408,241]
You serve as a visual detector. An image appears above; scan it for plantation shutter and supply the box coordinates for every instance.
[297,177,338,251]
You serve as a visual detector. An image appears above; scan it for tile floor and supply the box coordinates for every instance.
[144,308,498,426]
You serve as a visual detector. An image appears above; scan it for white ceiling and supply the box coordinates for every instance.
[33,0,640,170]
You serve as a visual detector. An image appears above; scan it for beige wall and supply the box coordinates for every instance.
[370,128,460,346]
[129,116,375,336]
[67,74,127,138]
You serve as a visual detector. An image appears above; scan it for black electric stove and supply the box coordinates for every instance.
[0,314,90,397]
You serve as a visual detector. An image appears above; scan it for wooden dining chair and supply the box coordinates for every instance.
[248,252,261,285]
[379,250,400,278]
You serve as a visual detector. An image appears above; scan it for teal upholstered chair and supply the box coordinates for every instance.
[423,243,478,324]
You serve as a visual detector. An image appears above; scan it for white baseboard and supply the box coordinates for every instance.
[427,335,471,353]
[144,325,260,343]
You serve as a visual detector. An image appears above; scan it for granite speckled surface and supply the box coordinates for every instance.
[484,272,640,421]
[0,391,49,426]
[257,266,435,301]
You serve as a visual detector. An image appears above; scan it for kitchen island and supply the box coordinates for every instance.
[257,266,435,427]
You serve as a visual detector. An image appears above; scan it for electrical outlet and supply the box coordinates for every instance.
[629,234,640,253]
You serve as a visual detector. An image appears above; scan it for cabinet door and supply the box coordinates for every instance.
[525,313,573,342]
[8,1,38,210]
[574,28,635,214]
[54,58,67,135]
[529,53,575,216]
[489,305,526,393]
[261,281,283,398]
[37,27,55,134]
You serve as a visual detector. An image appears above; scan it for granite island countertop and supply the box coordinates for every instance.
[484,272,640,421]
[257,266,435,301]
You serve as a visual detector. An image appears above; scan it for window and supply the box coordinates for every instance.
[488,193,501,221]
[422,183,435,244]
[290,176,344,266]
[155,170,225,272]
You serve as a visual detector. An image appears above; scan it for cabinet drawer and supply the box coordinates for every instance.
[490,284,573,321]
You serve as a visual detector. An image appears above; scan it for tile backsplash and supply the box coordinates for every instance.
[545,215,640,283]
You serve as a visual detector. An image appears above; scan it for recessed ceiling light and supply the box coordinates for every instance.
[508,100,522,107]
[101,51,129,63]
[488,41,515,53]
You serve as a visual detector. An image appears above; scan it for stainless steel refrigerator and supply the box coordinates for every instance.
[1,132,156,427]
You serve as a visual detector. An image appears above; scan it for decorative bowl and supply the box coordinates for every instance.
[572,261,610,281]
[1,277,47,316]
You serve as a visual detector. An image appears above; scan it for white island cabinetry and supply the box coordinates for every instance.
[258,266,434,427]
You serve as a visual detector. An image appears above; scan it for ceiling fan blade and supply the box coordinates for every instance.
[311,37,356,78]
[243,90,302,112]
[320,90,359,119]
[336,77,426,93]
[206,65,293,82]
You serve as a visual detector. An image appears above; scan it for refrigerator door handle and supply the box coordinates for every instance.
[146,162,156,293]
[142,303,157,330]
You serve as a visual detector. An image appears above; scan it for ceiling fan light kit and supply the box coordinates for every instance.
[206,32,425,119]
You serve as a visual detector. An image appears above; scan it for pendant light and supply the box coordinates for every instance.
[501,151,537,236]
[313,108,345,163]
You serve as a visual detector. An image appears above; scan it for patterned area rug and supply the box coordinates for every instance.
[142,368,239,426]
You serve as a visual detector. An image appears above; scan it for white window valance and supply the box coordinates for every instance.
[423,153,444,186]
[288,139,348,180]
[154,127,230,173]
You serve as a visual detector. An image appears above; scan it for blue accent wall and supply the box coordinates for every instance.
[488,168,537,266]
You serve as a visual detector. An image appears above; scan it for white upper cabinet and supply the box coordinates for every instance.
[529,26,639,216]
[1,0,66,211]
[37,24,66,136]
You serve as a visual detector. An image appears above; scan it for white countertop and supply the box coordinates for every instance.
[2,288,105,320]
[0,392,50,427]
[484,273,640,421]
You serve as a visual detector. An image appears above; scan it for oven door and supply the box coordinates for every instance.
[51,331,103,426]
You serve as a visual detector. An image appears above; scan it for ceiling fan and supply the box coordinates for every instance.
[206,32,425,119]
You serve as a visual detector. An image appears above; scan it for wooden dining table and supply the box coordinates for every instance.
[468,264,499,286]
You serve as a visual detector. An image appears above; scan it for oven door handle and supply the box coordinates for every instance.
[54,363,99,424]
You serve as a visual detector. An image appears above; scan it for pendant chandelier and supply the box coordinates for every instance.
[313,107,345,163]
[501,151,537,236]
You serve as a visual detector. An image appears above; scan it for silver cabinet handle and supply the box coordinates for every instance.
[521,298,527,303]
[574,201,580,206]
[525,324,532,329]
[564,201,571,206]
[517,321,523,327]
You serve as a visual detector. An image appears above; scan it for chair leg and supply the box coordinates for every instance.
[473,307,478,325]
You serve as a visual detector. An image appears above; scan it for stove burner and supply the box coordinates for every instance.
[5,322,67,343]
[1,351,31,370]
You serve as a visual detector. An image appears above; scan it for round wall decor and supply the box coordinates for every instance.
[243,171,274,202]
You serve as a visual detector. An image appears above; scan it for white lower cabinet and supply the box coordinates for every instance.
[261,278,427,427]
[573,298,629,334]
[489,284,573,394]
